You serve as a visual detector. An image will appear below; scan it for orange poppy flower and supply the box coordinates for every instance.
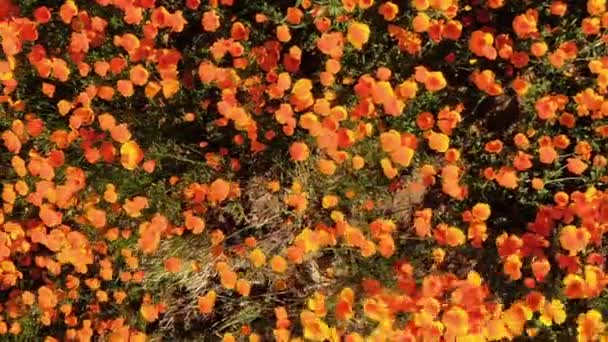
[424,71,447,92]
[284,7,303,24]
[270,255,288,273]
[587,0,606,16]
[442,306,469,336]
[495,167,519,189]
[469,30,496,59]
[413,208,432,237]
[129,65,149,86]
[220,269,237,289]
[208,178,230,203]
[471,203,491,221]
[378,2,399,21]
[532,258,551,282]
[512,9,538,39]
[59,1,78,24]
[551,1,567,16]
[347,22,370,50]
[576,310,605,341]
[560,225,590,255]
[567,157,588,175]
[164,257,182,273]
[97,86,114,101]
[513,151,533,171]
[1,130,21,154]
[161,79,180,98]
[351,155,365,170]
[202,10,221,32]
[380,130,401,152]
[276,24,291,42]
[427,131,449,152]
[380,158,398,179]
[86,207,107,229]
[390,147,414,167]
[140,303,159,322]
[116,80,134,97]
[41,82,55,98]
[39,204,62,227]
[513,133,529,149]
[445,226,465,247]
[504,254,523,280]
[98,113,116,131]
[539,146,558,164]
[412,13,430,33]
[289,142,310,161]
[236,278,251,297]
[109,123,132,143]
[198,290,217,314]
[317,159,336,175]
[471,69,503,95]
[230,22,249,40]
[485,139,504,154]
[563,274,587,299]
[120,140,144,170]
[123,196,148,218]
[377,234,395,257]
[33,6,51,24]
[183,210,205,234]
[145,81,161,98]
[37,286,58,310]
[416,112,435,130]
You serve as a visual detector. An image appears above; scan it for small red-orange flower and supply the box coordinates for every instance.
[378,2,399,21]
[485,139,504,154]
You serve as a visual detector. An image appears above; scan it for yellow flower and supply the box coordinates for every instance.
[347,21,370,50]
[539,299,566,326]
[428,131,450,152]
[120,140,143,170]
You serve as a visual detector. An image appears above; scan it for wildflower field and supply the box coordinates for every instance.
[3,0,608,340]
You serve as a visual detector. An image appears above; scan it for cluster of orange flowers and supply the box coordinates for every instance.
[1,0,608,340]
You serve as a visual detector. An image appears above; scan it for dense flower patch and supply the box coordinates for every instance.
[1,0,608,340]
